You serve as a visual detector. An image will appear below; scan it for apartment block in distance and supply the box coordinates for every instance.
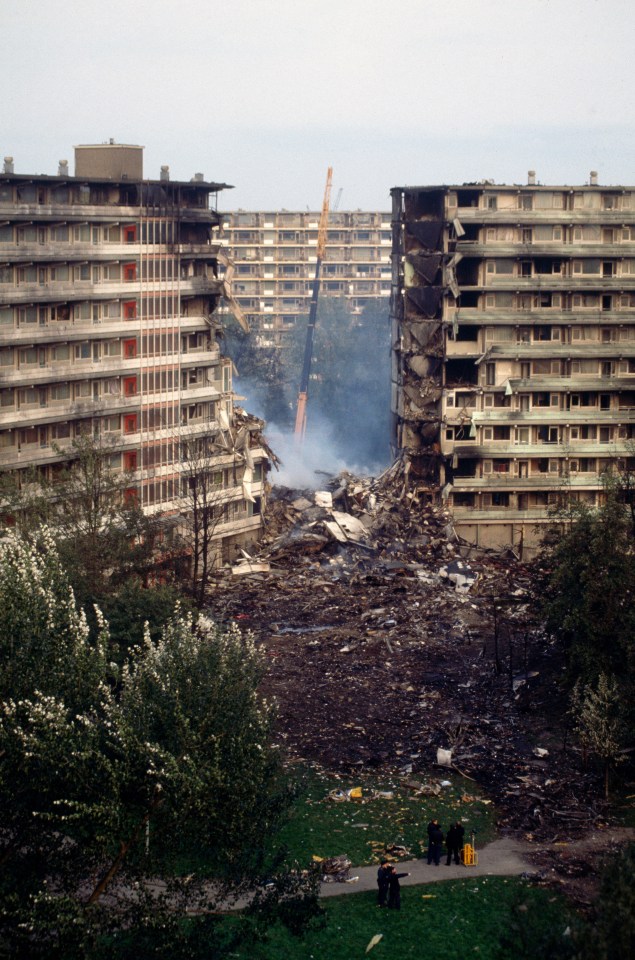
[390,173,635,555]
[0,143,269,564]
[220,210,392,345]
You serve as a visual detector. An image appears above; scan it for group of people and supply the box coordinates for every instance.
[376,819,466,910]
[426,818,465,866]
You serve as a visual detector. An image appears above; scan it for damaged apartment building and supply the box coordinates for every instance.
[0,143,269,564]
[390,174,635,554]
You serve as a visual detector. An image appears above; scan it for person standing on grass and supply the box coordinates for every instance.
[387,865,410,910]
[429,822,444,866]
[376,859,391,907]
[446,821,465,865]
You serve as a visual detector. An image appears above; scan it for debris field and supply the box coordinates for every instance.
[208,460,621,892]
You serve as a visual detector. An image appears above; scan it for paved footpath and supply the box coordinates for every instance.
[319,838,530,899]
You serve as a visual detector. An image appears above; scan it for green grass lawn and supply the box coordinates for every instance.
[276,766,497,868]
[229,876,578,960]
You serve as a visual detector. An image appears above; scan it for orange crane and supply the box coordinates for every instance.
[294,167,333,440]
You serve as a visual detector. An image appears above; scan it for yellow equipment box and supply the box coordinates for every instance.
[462,843,478,866]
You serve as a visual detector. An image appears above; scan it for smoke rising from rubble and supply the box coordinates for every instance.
[235,375,391,489]
[231,299,392,486]
[265,416,388,490]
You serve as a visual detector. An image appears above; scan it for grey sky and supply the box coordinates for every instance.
[2,0,633,209]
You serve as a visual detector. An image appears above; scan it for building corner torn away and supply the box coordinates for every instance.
[390,187,459,494]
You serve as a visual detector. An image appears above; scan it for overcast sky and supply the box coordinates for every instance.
[2,0,633,210]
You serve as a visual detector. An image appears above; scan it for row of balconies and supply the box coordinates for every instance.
[0,316,217,346]
[0,242,219,263]
[0,354,221,389]
[506,375,635,392]
[0,381,224,428]
[464,275,635,290]
[449,440,632,458]
[450,505,586,522]
[445,340,635,359]
[451,310,635,324]
[2,276,222,304]
[446,410,635,427]
[0,202,215,224]
[452,208,635,225]
[459,242,635,258]
[451,473,608,490]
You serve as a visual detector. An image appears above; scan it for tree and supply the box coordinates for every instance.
[178,430,232,605]
[570,673,625,799]
[0,532,316,958]
[540,484,635,692]
[577,842,635,960]
[1,434,163,611]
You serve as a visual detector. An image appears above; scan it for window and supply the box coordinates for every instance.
[123,339,137,359]
[19,348,38,366]
[74,381,91,399]
[103,341,121,357]
[123,376,138,397]
[123,414,138,434]
[123,300,137,320]
[485,363,496,385]
[50,383,70,401]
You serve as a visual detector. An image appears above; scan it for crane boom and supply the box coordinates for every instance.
[294,167,333,440]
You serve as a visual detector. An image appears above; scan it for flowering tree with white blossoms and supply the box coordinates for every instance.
[0,533,315,958]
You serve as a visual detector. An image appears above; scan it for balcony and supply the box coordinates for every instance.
[455,207,635,225]
[458,242,635,258]
[2,275,223,304]
[452,440,629,458]
[0,201,215,224]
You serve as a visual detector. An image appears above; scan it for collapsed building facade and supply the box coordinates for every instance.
[390,175,635,553]
[0,143,269,564]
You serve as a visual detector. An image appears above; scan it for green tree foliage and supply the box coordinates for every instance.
[1,435,163,613]
[570,673,626,798]
[540,486,634,794]
[540,486,635,691]
[0,534,315,958]
[578,842,635,960]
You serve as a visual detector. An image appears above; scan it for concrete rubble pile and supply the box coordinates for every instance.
[210,459,613,851]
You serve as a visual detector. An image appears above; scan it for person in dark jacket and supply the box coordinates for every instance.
[445,821,465,865]
[387,865,410,910]
[426,818,439,864]
[376,859,391,906]
[429,823,444,865]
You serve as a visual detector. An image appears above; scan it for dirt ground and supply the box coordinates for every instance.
[206,477,633,903]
